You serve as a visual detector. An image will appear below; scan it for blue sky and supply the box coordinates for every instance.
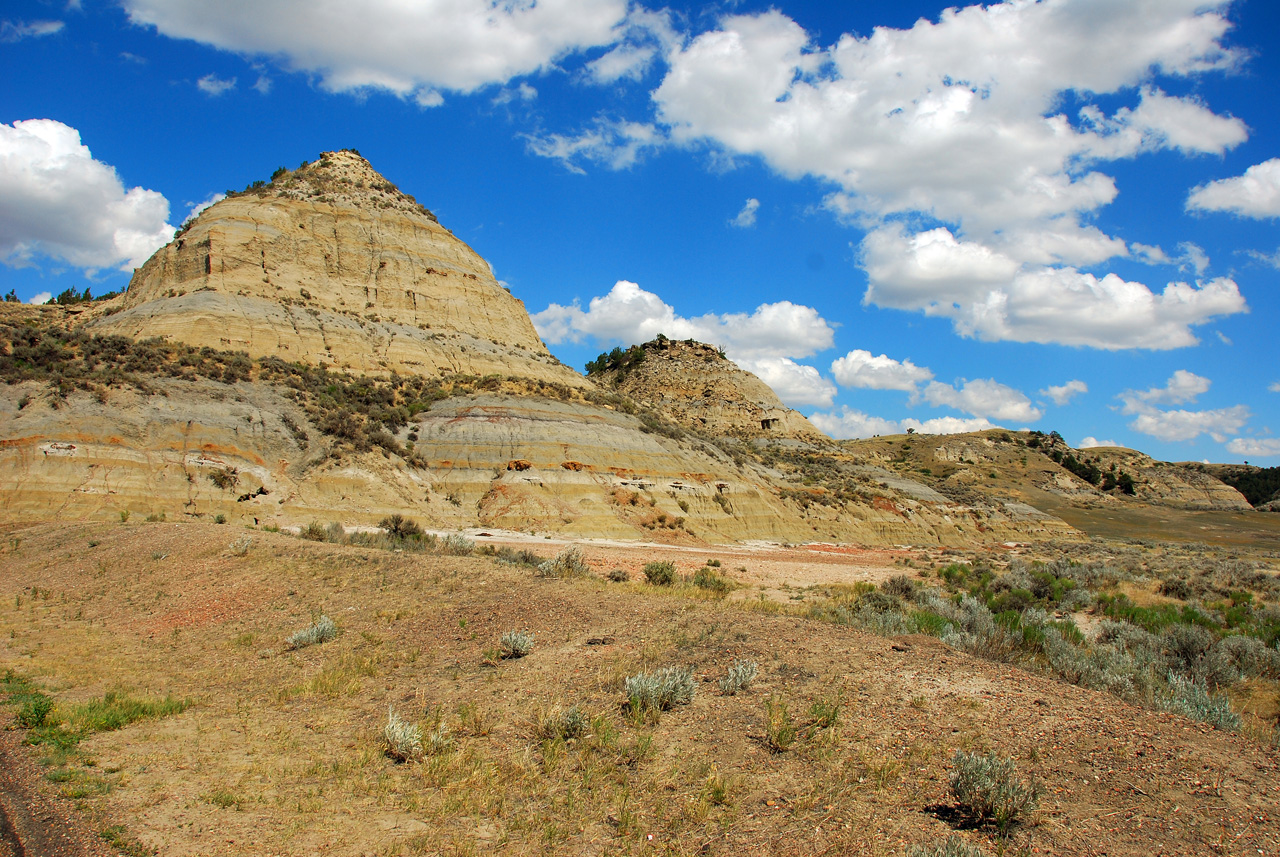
[2,0,1278,463]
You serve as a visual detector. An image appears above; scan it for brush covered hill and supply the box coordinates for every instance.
[586,336,826,442]
[0,151,1266,547]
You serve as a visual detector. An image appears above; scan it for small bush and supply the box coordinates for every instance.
[209,467,238,491]
[324,521,347,543]
[500,630,534,659]
[692,565,732,594]
[17,693,54,728]
[764,695,796,753]
[441,533,475,555]
[379,514,423,539]
[537,545,591,578]
[949,750,1040,832]
[643,561,677,586]
[718,660,758,695]
[625,666,695,713]
[384,706,422,762]
[227,535,252,556]
[882,574,916,600]
[299,521,328,541]
[607,568,629,582]
[287,615,337,650]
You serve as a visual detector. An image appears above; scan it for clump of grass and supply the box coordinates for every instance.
[68,692,191,734]
[907,836,989,857]
[287,615,337,650]
[324,521,347,543]
[949,750,1040,833]
[227,535,252,556]
[764,695,796,753]
[536,705,590,741]
[643,561,677,586]
[625,666,695,714]
[607,568,629,582]
[500,630,534,659]
[806,693,841,733]
[718,660,758,695]
[384,706,422,762]
[536,545,591,578]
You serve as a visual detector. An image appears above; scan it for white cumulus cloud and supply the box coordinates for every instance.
[650,2,1249,348]
[1226,438,1280,458]
[1041,380,1087,406]
[1117,370,1249,443]
[921,378,1042,423]
[1119,370,1211,413]
[1270,382,1280,393]
[830,349,932,392]
[809,407,995,439]
[1129,406,1250,443]
[730,198,759,228]
[525,120,662,173]
[196,73,236,96]
[861,225,1245,349]
[28,291,52,305]
[1079,437,1122,449]
[735,356,836,407]
[533,279,835,361]
[0,119,173,272]
[123,0,629,102]
[1187,158,1280,219]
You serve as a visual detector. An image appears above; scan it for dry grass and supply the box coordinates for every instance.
[1,521,1279,856]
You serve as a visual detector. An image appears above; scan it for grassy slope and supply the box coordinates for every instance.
[1,522,1278,856]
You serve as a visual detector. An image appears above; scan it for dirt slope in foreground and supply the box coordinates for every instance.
[0,522,1277,856]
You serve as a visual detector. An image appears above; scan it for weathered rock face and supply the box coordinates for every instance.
[593,338,826,441]
[90,151,585,386]
[0,379,1077,546]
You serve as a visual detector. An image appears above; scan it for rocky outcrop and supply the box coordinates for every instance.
[90,151,585,386]
[591,337,826,441]
[1084,447,1251,511]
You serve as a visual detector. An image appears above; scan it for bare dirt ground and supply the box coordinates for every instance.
[1,521,1278,856]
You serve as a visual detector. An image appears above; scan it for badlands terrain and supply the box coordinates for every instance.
[1,152,1278,856]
